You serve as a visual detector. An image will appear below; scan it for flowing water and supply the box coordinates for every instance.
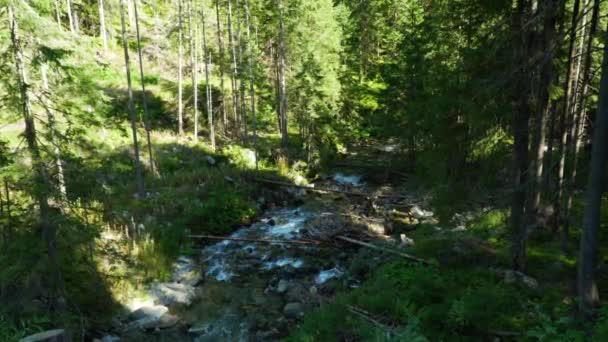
[117,205,352,341]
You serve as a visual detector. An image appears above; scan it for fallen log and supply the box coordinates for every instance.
[252,178,412,200]
[335,235,433,265]
[187,234,321,245]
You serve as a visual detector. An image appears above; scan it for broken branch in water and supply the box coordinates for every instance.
[335,235,433,265]
[187,234,322,245]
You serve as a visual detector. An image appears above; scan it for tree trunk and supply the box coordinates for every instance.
[510,0,532,272]
[188,0,199,142]
[127,0,135,28]
[99,0,108,50]
[555,0,582,242]
[178,0,184,135]
[577,22,608,317]
[227,0,240,135]
[525,0,558,237]
[119,0,145,196]
[66,0,75,33]
[277,0,288,147]
[201,4,215,150]
[215,0,227,132]
[9,5,65,309]
[244,0,257,169]
[564,0,600,238]
[41,63,67,200]
[133,0,156,175]
[55,0,61,26]
[236,0,247,141]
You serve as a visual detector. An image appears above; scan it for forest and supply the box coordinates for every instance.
[1,0,608,340]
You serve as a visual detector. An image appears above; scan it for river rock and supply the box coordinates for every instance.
[399,234,415,247]
[410,205,434,219]
[285,283,308,302]
[276,279,289,293]
[150,282,195,306]
[125,305,170,330]
[20,330,70,342]
[283,302,304,319]
[128,305,168,321]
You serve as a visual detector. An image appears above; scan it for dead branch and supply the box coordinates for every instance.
[335,235,433,265]
[252,178,411,200]
[347,305,393,329]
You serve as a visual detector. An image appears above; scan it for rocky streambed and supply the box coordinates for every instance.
[110,205,359,341]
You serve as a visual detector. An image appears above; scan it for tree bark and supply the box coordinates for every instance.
[120,0,145,197]
[215,0,227,131]
[178,0,184,135]
[132,0,156,175]
[525,0,558,238]
[201,4,215,150]
[564,0,600,238]
[41,63,67,200]
[98,0,108,50]
[66,0,75,33]
[577,22,608,317]
[55,0,62,26]
[9,5,65,308]
[555,0,582,243]
[277,0,288,147]
[244,0,258,169]
[510,0,532,272]
[187,0,199,142]
[236,0,248,141]
[227,0,240,135]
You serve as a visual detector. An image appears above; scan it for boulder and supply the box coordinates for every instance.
[283,302,304,319]
[20,330,70,342]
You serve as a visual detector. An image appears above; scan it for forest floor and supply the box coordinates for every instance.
[84,141,608,341]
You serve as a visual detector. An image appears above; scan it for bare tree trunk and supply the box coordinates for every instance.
[236,0,247,141]
[41,63,67,200]
[525,0,558,236]
[66,0,75,33]
[73,4,80,32]
[277,0,288,147]
[215,0,227,132]
[55,0,61,26]
[227,0,240,135]
[127,0,135,28]
[201,4,215,150]
[178,0,184,136]
[577,22,608,317]
[120,0,145,196]
[555,0,582,240]
[511,0,532,272]
[273,44,282,132]
[564,0,600,238]
[133,0,156,175]
[244,0,257,169]
[99,0,108,50]
[187,0,199,142]
[9,5,65,308]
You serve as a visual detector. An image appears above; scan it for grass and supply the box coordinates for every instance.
[287,194,608,341]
